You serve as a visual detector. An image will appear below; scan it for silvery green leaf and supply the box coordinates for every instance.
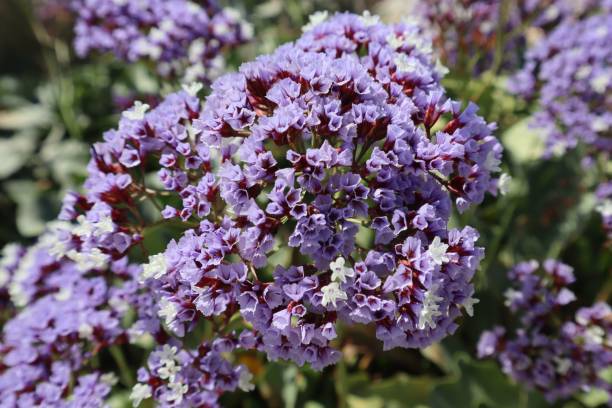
[0,132,37,178]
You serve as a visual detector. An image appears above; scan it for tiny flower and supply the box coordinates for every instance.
[302,10,329,32]
[462,296,480,317]
[158,297,178,327]
[238,369,255,392]
[428,236,449,266]
[330,257,354,283]
[182,82,203,96]
[498,173,512,196]
[130,383,152,407]
[122,101,150,121]
[166,381,188,405]
[418,283,443,330]
[360,10,380,26]
[141,253,167,281]
[101,373,118,386]
[321,282,348,308]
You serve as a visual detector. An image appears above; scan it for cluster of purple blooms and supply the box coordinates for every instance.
[72,0,252,82]
[509,7,612,159]
[411,0,607,74]
[478,260,612,402]
[508,4,612,239]
[0,11,506,407]
[0,230,140,407]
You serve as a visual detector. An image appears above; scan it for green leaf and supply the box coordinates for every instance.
[346,373,436,407]
[0,132,37,178]
[429,353,548,408]
[5,180,56,237]
[0,104,51,130]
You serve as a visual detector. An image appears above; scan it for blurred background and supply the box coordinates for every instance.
[0,0,609,407]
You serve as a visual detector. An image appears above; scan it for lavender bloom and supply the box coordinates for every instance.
[509,10,612,158]
[72,0,252,82]
[411,0,608,74]
[130,340,253,407]
[478,260,612,402]
[54,11,502,397]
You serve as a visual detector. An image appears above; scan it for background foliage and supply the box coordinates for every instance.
[0,0,609,406]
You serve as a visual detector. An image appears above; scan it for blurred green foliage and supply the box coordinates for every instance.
[0,0,610,407]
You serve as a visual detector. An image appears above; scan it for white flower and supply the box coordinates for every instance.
[330,257,354,283]
[575,65,591,80]
[321,282,347,308]
[158,298,178,327]
[504,288,522,306]
[590,72,610,93]
[360,10,380,26]
[101,373,118,386]
[67,248,109,272]
[0,243,21,287]
[157,344,180,381]
[596,199,612,217]
[123,101,150,121]
[498,173,512,196]
[54,287,72,301]
[302,10,328,32]
[182,82,203,96]
[462,296,480,317]
[585,326,605,345]
[553,357,571,375]
[417,283,443,330]
[159,344,178,361]
[386,34,405,49]
[141,253,167,281]
[78,323,94,340]
[166,381,188,405]
[238,369,255,392]
[130,383,152,407]
[435,59,449,77]
[428,236,449,266]
[394,54,417,73]
[591,117,608,132]
[483,150,501,172]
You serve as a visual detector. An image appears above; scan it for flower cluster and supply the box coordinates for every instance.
[509,9,612,158]
[131,340,254,407]
[1,11,504,406]
[60,10,502,376]
[478,260,612,402]
[72,0,252,82]
[0,229,140,406]
[411,0,606,74]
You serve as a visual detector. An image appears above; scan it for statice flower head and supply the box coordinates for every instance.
[59,11,502,391]
[509,9,612,158]
[478,260,612,402]
[130,339,253,407]
[72,0,252,82]
[410,0,609,74]
[0,227,153,406]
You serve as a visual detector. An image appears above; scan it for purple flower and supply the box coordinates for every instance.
[479,260,612,402]
[72,0,252,82]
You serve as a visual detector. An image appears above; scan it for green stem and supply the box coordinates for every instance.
[109,345,135,387]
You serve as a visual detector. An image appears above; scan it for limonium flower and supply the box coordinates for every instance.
[478,260,612,402]
[411,0,606,74]
[72,0,252,82]
[5,11,504,405]
[509,8,612,158]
